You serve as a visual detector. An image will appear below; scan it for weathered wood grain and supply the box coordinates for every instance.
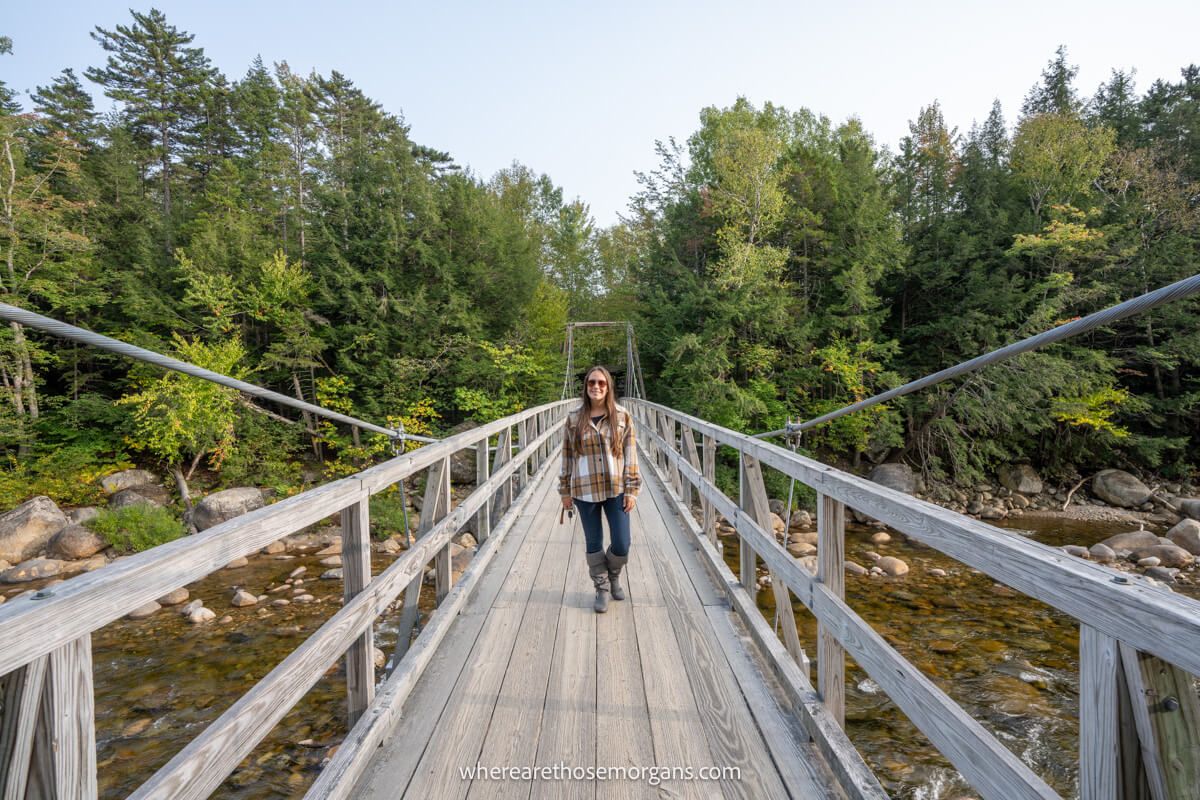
[0,477,365,677]
[342,497,373,727]
[1,655,47,800]
[639,481,789,800]
[394,457,451,664]
[702,434,715,545]
[475,438,491,543]
[636,440,887,800]
[35,636,96,800]
[333,470,561,800]
[530,520,595,800]
[1080,625,1120,800]
[817,493,846,728]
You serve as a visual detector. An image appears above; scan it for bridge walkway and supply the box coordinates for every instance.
[351,455,846,800]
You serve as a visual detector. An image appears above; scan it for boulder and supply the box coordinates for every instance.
[100,469,159,495]
[769,513,786,535]
[1178,498,1200,521]
[997,464,1042,495]
[870,532,891,545]
[110,484,172,509]
[868,463,916,495]
[1098,530,1160,551]
[193,488,265,531]
[877,556,909,576]
[0,496,68,564]
[787,542,816,557]
[315,540,342,556]
[446,421,479,484]
[1,557,66,583]
[1063,545,1090,559]
[1092,470,1152,508]
[319,555,342,567]
[321,568,343,580]
[261,540,286,555]
[1088,543,1117,563]
[224,557,249,569]
[48,524,106,560]
[1130,544,1194,569]
[1166,519,1200,555]
[845,561,868,576]
[454,533,477,549]
[788,510,814,530]
[68,507,100,525]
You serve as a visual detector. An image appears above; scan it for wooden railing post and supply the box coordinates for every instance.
[738,451,758,589]
[342,497,373,726]
[741,453,808,674]
[681,424,701,511]
[1080,625,1121,800]
[667,417,681,493]
[0,638,98,799]
[702,434,716,545]
[431,460,453,604]
[474,437,491,544]
[492,426,512,520]
[393,457,451,664]
[817,493,846,727]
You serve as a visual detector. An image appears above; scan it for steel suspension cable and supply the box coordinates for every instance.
[754,272,1200,440]
[0,302,438,444]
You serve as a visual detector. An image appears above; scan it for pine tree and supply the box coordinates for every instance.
[1022,45,1082,117]
[86,8,217,220]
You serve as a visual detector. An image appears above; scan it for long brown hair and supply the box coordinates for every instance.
[574,365,623,458]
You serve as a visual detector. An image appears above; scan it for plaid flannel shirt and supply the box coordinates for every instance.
[559,404,641,502]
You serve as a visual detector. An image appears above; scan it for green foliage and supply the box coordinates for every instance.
[118,336,245,473]
[0,444,131,511]
[454,340,544,423]
[369,487,412,540]
[87,504,185,553]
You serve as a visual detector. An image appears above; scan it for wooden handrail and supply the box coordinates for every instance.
[630,399,1200,800]
[0,400,570,677]
[629,400,1200,675]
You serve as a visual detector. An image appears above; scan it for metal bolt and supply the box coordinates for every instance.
[1111,576,1129,585]
[1164,697,1181,712]
[32,589,54,600]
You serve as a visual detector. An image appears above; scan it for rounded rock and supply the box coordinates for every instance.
[189,607,216,624]
[877,556,909,576]
[231,589,258,607]
[156,588,189,606]
[127,601,161,620]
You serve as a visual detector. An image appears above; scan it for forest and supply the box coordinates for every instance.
[1,9,1198,518]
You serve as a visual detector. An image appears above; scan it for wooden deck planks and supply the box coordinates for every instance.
[461,514,576,800]
[353,450,842,800]
[638,477,792,800]
[352,472,558,799]
[530,521,596,800]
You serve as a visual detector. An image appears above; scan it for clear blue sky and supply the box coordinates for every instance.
[4,1,1198,225]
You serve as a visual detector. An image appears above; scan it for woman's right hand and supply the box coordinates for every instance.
[561,496,574,511]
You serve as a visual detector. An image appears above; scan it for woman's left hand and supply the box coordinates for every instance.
[623,495,636,513]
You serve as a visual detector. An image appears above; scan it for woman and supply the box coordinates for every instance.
[559,365,640,613]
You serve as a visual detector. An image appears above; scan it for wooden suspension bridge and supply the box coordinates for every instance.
[1,395,1198,799]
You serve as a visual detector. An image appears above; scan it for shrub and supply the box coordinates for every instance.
[370,487,413,540]
[87,504,185,553]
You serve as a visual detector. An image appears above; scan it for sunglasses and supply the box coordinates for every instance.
[587,379,608,387]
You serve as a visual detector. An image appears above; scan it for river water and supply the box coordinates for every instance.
[6,516,1194,798]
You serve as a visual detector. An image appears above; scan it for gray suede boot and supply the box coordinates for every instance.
[606,548,628,601]
[586,550,610,613]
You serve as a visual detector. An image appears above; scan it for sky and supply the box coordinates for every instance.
[3,0,1199,226]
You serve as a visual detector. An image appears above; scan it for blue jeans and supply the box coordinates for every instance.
[573,495,631,557]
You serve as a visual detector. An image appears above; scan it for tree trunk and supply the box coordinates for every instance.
[170,465,193,513]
